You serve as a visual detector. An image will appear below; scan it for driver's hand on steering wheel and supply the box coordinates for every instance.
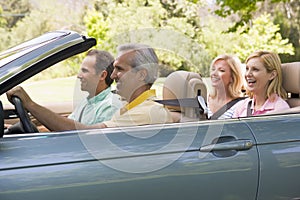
[4,123,12,129]
[6,86,33,109]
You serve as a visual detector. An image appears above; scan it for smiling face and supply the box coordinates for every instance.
[245,57,276,96]
[110,51,145,101]
[210,59,232,90]
[77,55,103,97]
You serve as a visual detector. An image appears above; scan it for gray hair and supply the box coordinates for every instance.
[117,43,159,85]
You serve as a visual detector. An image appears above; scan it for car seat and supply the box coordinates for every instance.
[281,62,300,107]
[161,70,208,122]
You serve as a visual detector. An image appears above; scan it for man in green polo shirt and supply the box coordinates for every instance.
[73,43,173,129]
[7,44,173,131]
[6,49,122,131]
[68,50,122,125]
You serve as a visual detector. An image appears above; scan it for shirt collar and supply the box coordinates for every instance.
[252,94,279,111]
[120,89,156,114]
[87,87,111,104]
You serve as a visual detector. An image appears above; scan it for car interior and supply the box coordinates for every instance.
[267,61,300,114]
[161,61,300,121]
[0,62,300,135]
[282,62,300,107]
[161,70,208,122]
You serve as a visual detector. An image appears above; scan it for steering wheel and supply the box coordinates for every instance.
[11,96,38,133]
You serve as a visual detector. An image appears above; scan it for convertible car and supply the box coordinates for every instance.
[0,30,300,200]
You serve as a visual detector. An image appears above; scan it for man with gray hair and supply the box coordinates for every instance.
[7,44,172,131]
[101,43,173,127]
[64,43,172,129]
[6,49,122,131]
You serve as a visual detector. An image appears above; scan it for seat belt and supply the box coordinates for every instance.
[209,97,245,120]
[247,100,252,116]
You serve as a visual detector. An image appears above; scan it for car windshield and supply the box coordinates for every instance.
[0,31,70,69]
[0,31,71,85]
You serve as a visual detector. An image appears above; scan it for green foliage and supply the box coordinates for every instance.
[84,11,109,48]
[0,0,89,80]
[85,0,211,76]
[272,1,300,62]
[200,14,294,67]
[214,0,258,32]
[215,0,257,17]
[0,0,31,29]
[0,6,7,27]
[201,16,236,58]
[233,14,294,62]
[214,0,300,62]
[6,0,87,47]
[0,0,297,79]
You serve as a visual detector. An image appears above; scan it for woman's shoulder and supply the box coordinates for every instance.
[274,95,290,108]
[235,97,250,107]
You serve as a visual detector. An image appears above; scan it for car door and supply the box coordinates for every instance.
[241,113,300,200]
[0,118,258,200]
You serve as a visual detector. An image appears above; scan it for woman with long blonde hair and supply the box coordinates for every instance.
[208,54,244,119]
[233,50,289,117]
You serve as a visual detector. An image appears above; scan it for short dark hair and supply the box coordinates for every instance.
[86,49,115,86]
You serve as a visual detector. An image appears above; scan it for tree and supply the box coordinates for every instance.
[200,13,293,63]
[85,0,211,76]
[1,0,296,79]
[0,0,31,29]
[233,14,294,62]
[0,5,7,27]
[214,0,257,32]
[1,0,92,80]
[214,0,300,62]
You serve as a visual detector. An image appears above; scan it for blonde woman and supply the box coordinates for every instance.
[233,50,289,117]
[208,54,244,119]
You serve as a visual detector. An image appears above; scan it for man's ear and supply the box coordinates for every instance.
[99,70,108,81]
[269,70,277,81]
[138,68,148,81]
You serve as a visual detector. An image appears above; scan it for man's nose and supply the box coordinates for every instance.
[77,71,83,79]
[110,69,117,80]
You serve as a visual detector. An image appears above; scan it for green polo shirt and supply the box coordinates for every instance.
[68,87,122,125]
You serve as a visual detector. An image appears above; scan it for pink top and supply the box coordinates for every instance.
[232,94,290,118]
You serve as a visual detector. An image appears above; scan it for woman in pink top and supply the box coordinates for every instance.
[233,51,290,117]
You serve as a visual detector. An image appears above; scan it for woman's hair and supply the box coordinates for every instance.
[245,50,287,100]
[116,43,159,86]
[210,54,244,99]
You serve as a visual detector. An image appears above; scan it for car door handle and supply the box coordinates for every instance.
[200,140,253,152]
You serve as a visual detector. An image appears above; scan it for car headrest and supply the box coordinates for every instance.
[281,62,300,95]
[163,70,207,118]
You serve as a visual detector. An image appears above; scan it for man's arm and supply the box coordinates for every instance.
[28,103,107,131]
[27,101,81,131]
[6,86,107,131]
